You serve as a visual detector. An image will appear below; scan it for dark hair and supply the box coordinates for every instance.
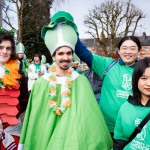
[52,46,74,57]
[118,36,141,51]
[0,32,16,60]
[132,57,150,102]
[34,53,42,61]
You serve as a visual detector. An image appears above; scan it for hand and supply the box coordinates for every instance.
[38,71,44,76]
[72,62,79,69]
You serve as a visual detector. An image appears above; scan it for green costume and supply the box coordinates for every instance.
[18,72,113,150]
[16,43,29,77]
[21,59,29,77]
[19,11,113,150]
[92,54,133,132]
[114,97,150,149]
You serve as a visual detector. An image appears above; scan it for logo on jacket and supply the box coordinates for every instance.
[116,74,132,98]
[130,118,150,150]
[122,74,132,91]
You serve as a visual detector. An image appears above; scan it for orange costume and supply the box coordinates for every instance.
[0,60,28,150]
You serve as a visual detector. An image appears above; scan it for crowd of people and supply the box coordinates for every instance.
[0,11,149,150]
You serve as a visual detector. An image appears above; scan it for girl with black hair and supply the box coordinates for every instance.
[113,57,150,149]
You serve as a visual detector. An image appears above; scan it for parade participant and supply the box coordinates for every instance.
[75,35,141,136]
[0,27,28,150]
[27,53,47,92]
[18,11,113,150]
[16,43,29,77]
[114,57,150,149]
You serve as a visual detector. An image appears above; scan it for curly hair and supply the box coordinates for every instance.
[0,32,16,60]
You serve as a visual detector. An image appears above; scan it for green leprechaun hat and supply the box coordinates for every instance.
[16,43,25,54]
[41,11,79,39]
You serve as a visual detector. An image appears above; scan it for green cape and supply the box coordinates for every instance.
[19,73,112,150]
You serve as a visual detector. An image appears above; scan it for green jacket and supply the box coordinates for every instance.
[114,96,150,149]
[19,72,113,150]
[92,54,133,132]
[22,59,29,77]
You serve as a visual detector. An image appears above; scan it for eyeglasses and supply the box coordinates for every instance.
[120,46,138,52]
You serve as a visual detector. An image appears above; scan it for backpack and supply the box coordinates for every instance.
[85,70,102,93]
[85,60,117,94]
[102,59,118,81]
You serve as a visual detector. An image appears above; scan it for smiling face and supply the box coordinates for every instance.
[118,40,139,66]
[52,46,73,75]
[34,56,41,64]
[17,53,24,59]
[138,67,150,104]
[0,40,12,66]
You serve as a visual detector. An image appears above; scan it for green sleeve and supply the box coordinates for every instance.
[91,54,114,79]
[114,109,128,141]
[25,60,29,68]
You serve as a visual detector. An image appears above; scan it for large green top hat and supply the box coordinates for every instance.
[44,23,77,56]
[41,11,79,39]
[16,43,25,54]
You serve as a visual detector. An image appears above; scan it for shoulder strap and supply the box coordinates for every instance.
[128,112,150,144]
[85,69,92,78]
[103,60,117,80]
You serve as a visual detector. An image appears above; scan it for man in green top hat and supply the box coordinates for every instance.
[18,11,112,150]
[16,43,29,77]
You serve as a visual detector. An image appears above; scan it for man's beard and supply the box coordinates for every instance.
[60,60,71,70]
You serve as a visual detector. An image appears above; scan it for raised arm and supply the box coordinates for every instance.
[75,38,93,68]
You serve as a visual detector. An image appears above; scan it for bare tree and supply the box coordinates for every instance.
[0,0,3,26]
[1,0,66,62]
[1,0,65,42]
[2,0,26,42]
[21,0,66,61]
[84,0,145,55]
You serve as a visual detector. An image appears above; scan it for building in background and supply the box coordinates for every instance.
[81,32,150,59]
[138,32,150,59]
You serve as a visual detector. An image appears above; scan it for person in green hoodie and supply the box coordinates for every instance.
[75,34,141,137]
[16,43,29,77]
[114,57,150,149]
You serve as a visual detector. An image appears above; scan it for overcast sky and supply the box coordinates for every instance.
[51,0,150,39]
